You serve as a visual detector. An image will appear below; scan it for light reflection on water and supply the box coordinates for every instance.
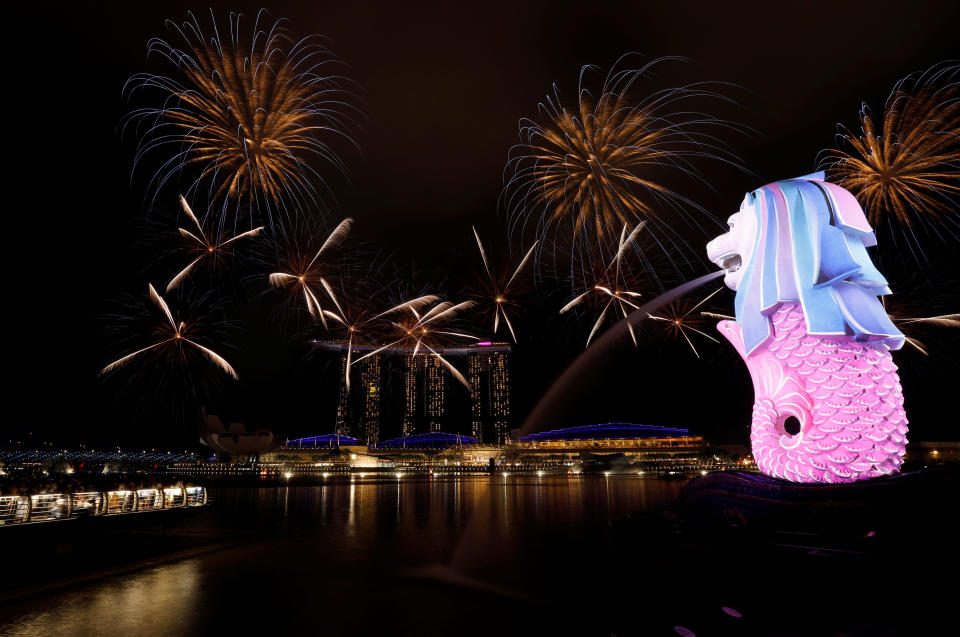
[0,476,686,636]
[1,561,200,637]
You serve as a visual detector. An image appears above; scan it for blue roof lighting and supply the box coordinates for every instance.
[518,423,691,443]
[286,434,361,448]
[377,432,477,449]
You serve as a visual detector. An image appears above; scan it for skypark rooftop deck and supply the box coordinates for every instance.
[309,341,512,355]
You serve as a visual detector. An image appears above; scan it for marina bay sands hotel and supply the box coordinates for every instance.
[326,342,511,447]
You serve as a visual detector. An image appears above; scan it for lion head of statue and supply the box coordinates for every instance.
[706,172,904,356]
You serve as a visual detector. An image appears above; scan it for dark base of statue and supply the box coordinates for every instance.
[664,466,960,555]
[605,467,960,635]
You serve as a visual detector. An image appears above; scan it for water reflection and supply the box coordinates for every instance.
[0,476,685,636]
[2,561,200,637]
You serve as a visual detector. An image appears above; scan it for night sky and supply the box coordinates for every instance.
[7,1,960,449]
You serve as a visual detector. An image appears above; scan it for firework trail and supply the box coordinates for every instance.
[893,312,960,355]
[353,296,476,388]
[315,271,439,390]
[100,284,238,379]
[880,269,960,356]
[123,9,361,229]
[268,217,353,327]
[560,222,651,347]
[467,227,537,342]
[167,195,264,291]
[503,55,743,278]
[647,287,723,358]
[823,62,960,251]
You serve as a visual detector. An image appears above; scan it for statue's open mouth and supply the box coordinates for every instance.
[717,252,742,273]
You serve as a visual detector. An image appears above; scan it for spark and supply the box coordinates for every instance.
[647,288,723,358]
[353,298,476,388]
[468,227,537,342]
[560,222,649,347]
[166,195,263,291]
[100,284,238,379]
[887,306,960,356]
[700,310,735,321]
[268,218,352,327]
[320,293,439,391]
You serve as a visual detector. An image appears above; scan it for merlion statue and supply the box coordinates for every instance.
[706,172,907,484]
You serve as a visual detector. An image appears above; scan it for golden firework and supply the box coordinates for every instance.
[167,195,264,292]
[468,227,537,342]
[354,297,476,388]
[125,10,359,223]
[268,218,353,327]
[882,292,960,356]
[320,293,439,391]
[826,63,960,230]
[529,94,671,239]
[647,288,723,358]
[895,313,960,355]
[505,57,740,258]
[100,284,238,379]
[560,222,651,347]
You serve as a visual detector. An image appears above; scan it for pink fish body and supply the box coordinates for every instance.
[718,303,907,483]
[706,173,907,484]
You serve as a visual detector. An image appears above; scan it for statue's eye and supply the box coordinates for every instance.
[729,221,736,229]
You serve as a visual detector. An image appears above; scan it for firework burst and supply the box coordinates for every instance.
[123,9,361,228]
[504,55,742,272]
[560,222,651,347]
[646,288,723,358]
[317,287,440,390]
[467,227,537,342]
[267,217,352,327]
[166,195,264,291]
[824,62,960,244]
[354,297,476,388]
[100,284,238,379]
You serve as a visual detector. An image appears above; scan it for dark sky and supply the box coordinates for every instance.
[7,1,960,449]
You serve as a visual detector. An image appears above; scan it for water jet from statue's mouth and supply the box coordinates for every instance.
[517,269,725,438]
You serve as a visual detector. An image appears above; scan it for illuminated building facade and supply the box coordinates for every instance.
[361,354,381,444]
[516,423,706,463]
[322,341,513,445]
[402,354,447,434]
[425,356,445,432]
[335,353,382,446]
[467,344,512,444]
[402,354,416,435]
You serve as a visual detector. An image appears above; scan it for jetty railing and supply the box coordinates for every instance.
[0,486,207,526]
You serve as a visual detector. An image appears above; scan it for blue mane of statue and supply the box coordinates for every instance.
[734,172,905,355]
